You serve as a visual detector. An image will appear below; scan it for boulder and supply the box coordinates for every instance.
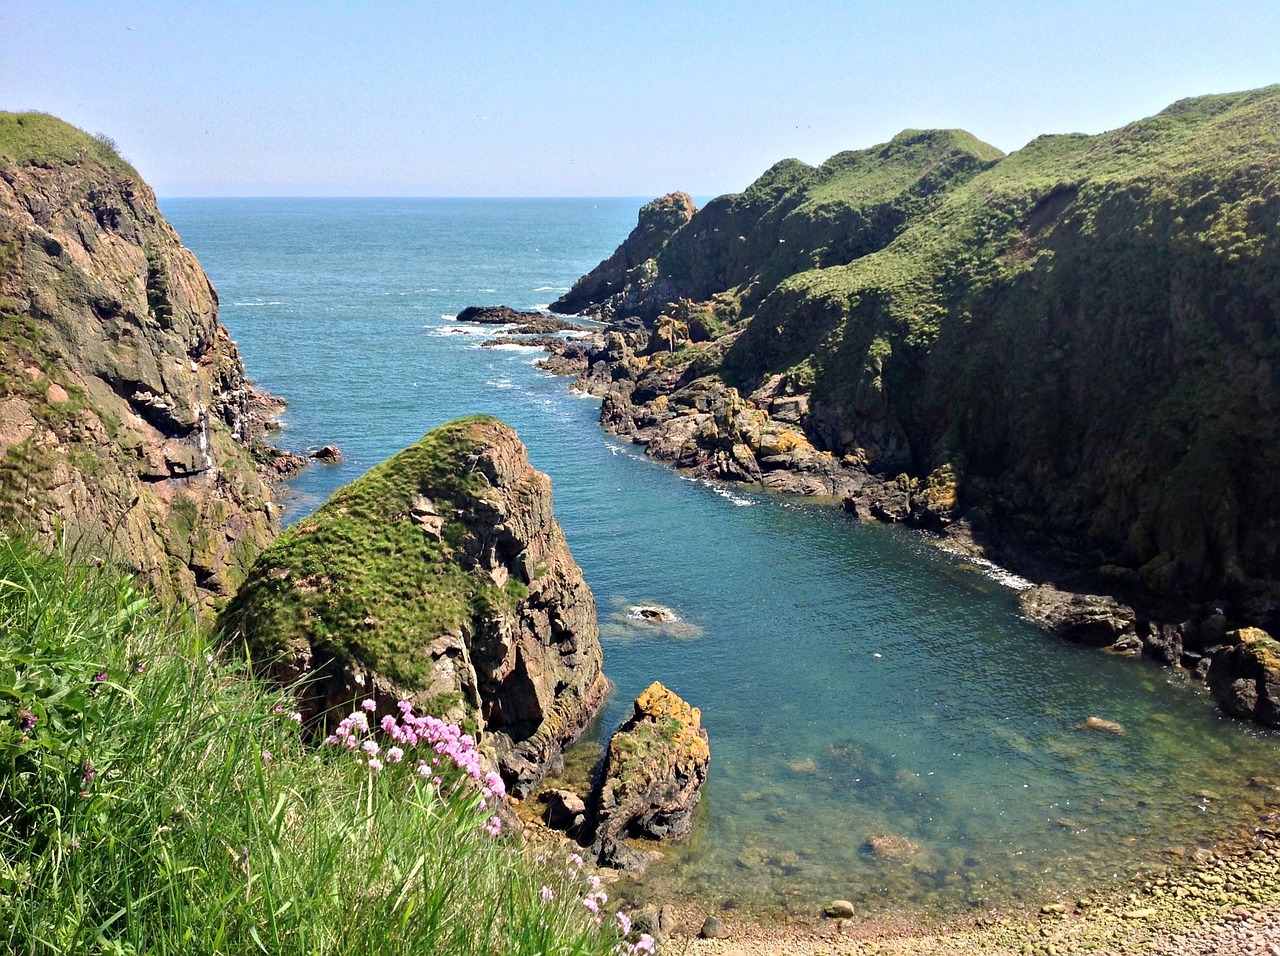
[593,682,710,867]
[309,444,343,463]
[541,788,587,832]
[1017,585,1138,647]
[1207,627,1280,727]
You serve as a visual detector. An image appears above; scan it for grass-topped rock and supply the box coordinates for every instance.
[219,416,609,796]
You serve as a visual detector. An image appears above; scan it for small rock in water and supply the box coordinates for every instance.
[864,833,920,861]
[1081,716,1125,734]
[824,899,856,919]
[1040,902,1067,916]
[628,604,679,623]
[700,915,731,939]
[309,444,343,464]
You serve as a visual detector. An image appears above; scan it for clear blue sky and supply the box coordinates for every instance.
[5,1,1279,197]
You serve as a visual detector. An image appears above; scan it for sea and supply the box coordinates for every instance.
[162,197,1280,920]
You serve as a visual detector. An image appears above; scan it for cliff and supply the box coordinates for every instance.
[0,112,279,612]
[219,416,610,796]
[560,87,1280,633]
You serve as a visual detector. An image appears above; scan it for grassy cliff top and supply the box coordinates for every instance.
[0,111,139,177]
[220,416,517,688]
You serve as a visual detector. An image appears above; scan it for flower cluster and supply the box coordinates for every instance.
[541,851,654,954]
[323,698,507,836]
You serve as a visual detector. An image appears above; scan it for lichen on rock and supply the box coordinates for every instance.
[592,681,710,869]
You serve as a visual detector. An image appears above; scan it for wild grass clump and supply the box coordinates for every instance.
[0,535,647,955]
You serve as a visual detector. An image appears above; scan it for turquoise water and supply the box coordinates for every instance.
[163,197,1280,918]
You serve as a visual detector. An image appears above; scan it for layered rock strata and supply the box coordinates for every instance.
[219,416,610,796]
[0,112,280,612]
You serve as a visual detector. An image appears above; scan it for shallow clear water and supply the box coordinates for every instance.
[164,197,1280,918]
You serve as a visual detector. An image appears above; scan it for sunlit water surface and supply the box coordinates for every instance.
[164,197,1280,918]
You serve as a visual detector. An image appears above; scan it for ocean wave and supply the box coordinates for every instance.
[441,313,457,321]
[232,300,284,307]
[532,286,570,292]
[485,378,514,389]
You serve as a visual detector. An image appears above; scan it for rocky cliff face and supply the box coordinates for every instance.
[219,416,610,796]
[0,113,278,612]
[556,87,1280,637]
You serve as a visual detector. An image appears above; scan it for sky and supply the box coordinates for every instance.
[4,1,1280,197]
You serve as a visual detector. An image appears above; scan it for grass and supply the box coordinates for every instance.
[0,534,640,955]
[0,112,139,178]
[219,416,503,690]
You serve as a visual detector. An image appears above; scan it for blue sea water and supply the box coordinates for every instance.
[163,197,1280,918]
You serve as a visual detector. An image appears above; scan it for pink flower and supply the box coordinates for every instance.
[583,896,599,914]
[616,911,632,935]
[484,815,502,837]
[386,746,404,764]
[366,757,383,773]
[360,698,377,713]
[261,750,272,763]
[540,885,554,904]
[289,712,302,723]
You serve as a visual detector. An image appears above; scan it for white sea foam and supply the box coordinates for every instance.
[233,300,284,307]
[441,313,458,321]
[711,485,755,507]
[964,555,1034,591]
[485,378,515,389]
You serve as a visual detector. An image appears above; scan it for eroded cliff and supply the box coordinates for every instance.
[0,112,279,612]
[554,87,1280,632]
[219,416,610,796]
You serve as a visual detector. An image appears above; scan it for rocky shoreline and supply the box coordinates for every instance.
[462,303,1280,736]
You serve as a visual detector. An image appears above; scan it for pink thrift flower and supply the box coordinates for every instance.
[567,852,583,869]
[366,757,383,773]
[583,896,599,914]
[261,750,272,763]
[540,885,554,904]
[360,698,377,713]
[484,815,502,837]
[616,911,632,935]
[386,746,404,763]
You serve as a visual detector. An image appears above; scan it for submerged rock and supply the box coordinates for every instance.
[219,416,610,795]
[593,681,710,868]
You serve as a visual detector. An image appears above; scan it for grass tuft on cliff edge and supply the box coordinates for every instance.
[0,534,627,955]
[0,112,139,177]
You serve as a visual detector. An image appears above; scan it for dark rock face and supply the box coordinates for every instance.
[592,681,710,869]
[551,193,697,319]
[1207,628,1280,726]
[1017,585,1139,647]
[221,417,609,796]
[0,112,279,613]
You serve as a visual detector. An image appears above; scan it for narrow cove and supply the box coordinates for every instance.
[164,197,1280,921]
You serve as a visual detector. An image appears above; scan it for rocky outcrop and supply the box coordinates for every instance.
[219,416,609,796]
[1017,585,1140,648]
[592,681,710,869]
[1208,628,1280,727]
[0,112,280,613]
[551,192,697,319]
